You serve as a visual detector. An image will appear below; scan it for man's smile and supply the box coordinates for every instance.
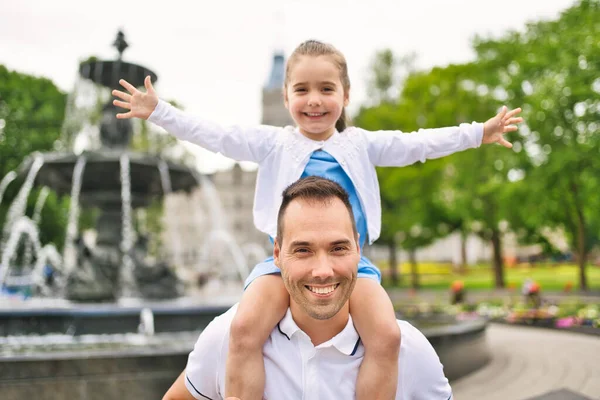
[305,283,340,296]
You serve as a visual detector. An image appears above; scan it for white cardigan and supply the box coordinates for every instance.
[149,100,483,243]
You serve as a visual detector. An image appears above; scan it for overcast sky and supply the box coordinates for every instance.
[1,0,574,172]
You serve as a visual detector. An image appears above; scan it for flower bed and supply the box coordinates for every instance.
[395,299,600,335]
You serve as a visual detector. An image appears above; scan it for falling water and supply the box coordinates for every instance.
[62,157,87,275]
[196,174,227,231]
[1,154,44,249]
[22,187,50,268]
[0,171,17,207]
[120,154,137,297]
[158,160,183,267]
[158,160,172,193]
[241,243,268,266]
[32,244,63,295]
[0,217,41,288]
[138,307,155,336]
[60,75,81,150]
[32,187,50,225]
[201,230,249,282]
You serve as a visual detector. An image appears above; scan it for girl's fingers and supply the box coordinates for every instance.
[119,79,137,94]
[504,108,522,119]
[144,76,155,94]
[505,117,523,125]
[113,99,131,110]
[116,111,133,119]
[112,89,132,101]
[498,105,508,119]
[499,138,513,148]
[504,125,519,132]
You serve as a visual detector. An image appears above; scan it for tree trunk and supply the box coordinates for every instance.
[409,249,419,289]
[388,240,399,286]
[570,181,589,291]
[460,230,468,274]
[490,228,505,289]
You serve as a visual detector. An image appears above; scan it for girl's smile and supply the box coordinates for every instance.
[285,55,349,141]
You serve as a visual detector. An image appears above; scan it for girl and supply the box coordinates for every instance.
[113,40,522,400]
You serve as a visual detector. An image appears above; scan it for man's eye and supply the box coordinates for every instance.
[295,248,310,253]
[333,247,347,252]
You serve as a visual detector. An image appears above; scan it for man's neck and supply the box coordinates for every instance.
[289,302,350,346]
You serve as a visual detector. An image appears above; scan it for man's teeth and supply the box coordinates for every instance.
[308,285,337,294]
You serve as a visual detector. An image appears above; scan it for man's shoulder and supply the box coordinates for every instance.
[396,319,453,397]
[210,304,238,330]
[396,319,436,354]
[194,304,238,344]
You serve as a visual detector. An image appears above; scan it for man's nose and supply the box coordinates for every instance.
[311,253,335,280]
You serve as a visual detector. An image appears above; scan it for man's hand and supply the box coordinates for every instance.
[112,75,158,120]
[482,106,523,149]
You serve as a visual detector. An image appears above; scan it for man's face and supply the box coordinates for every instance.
[274,198,360,320]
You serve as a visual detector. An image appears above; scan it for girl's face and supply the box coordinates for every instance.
[284,55,349,141]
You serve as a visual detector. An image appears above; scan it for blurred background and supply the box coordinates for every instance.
[0,0,598,399]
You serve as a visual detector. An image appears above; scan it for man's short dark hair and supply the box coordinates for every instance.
[276,176,357,243]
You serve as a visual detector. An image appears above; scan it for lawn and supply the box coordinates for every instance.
[378,262,600,291]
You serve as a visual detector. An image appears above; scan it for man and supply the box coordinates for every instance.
[164,176,453,399]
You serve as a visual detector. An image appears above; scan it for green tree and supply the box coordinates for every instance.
[472,0,600,289]
[0,65,68,249]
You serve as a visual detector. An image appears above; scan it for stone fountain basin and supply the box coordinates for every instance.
[18,151,199,208]
[0,298,489,400]
[79,60,157,89]
[0,297,234,337]
[414,317,491,381]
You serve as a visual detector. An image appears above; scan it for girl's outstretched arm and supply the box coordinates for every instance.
[363,106,522,167]
[113,76,279,163]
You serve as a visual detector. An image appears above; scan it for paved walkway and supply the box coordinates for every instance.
[451,324,600,400]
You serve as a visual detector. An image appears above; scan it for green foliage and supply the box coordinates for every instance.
[357,0,599,289]
[471,0,600,289]
[0,65,68,248]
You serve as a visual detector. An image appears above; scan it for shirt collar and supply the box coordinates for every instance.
[277,308,361,356]
[292,127,340,146]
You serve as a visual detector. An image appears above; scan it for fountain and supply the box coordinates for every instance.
[0,31,247,398]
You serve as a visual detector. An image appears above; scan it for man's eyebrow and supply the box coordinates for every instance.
[330,239,352,246]
[289,240,312,247]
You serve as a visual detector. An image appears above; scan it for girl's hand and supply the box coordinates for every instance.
[482,106,523,149]
[112,75,158,120]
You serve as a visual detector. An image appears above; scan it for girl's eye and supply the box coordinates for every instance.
[295,88,306,92]
[323,87,334,92]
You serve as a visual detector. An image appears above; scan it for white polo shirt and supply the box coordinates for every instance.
[185,305,453,400]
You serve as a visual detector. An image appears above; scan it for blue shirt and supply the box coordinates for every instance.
[301,150,368,248]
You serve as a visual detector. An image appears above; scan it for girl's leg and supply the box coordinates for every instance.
[225,274,289,400]
[350,278,401,400]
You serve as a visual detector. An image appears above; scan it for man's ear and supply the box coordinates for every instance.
[273,238,281,267]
